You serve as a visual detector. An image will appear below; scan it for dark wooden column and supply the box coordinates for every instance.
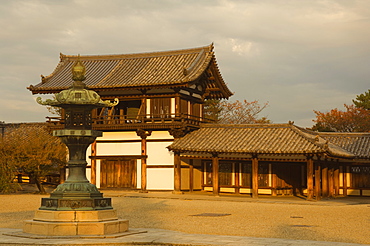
[189,159,194,192]
[212,153,219,196]
[90,140,97,185]
[328,165,334,197]
[169,128,187,194]
[271,163,277,196]
[137,129,151,193]
[322,164,328,198]
[307,156,314,200]
[175,95,180,117]
[234,162,240,194]
[252,155,259,199]
[343,165,348,197]
[315,161,321,201]
[174,151,182,193]
[141,97,147,120]
[334,166,340,197]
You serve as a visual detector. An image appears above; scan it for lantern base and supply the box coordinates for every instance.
[23,209,128,236]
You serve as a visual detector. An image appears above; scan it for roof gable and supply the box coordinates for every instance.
[28,44,232,99]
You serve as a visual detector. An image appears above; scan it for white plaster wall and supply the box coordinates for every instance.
[147,142,173,165]
[147,168,174,190]
[146,131,174,189]
[99,131,139,140]
[97,142,141,155]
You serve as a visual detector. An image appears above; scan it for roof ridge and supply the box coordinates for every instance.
[318,132,370,136]
[61,44,213,61]
[200,123,292,128]
[292,125,356,158]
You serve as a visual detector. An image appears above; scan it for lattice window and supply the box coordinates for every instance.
[351,166,370,188]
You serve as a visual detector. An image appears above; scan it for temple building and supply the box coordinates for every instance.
[28,44,232,191]
[28,44,370,199]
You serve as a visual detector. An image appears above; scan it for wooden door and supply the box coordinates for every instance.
[100,159,137,189]
[273,163,304,195]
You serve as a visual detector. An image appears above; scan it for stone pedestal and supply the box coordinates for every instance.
[23,209,128,236]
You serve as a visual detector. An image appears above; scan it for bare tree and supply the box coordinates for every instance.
[204,99,270,124]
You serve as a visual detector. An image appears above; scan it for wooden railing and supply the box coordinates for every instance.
[46,113,212,130]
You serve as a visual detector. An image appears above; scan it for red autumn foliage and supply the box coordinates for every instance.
[312,104,370,132]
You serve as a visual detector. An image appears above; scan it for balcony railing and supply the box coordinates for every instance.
[46,113,212,131]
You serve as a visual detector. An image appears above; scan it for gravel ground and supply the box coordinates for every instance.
[1,186,369,245]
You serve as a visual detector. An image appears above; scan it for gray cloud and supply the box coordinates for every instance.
[0,0,369,126]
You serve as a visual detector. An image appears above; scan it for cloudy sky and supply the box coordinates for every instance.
[1,0,370,127]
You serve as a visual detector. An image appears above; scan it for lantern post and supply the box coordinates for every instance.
[23,58,129,236]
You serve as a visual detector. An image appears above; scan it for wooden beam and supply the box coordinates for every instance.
[174,152,182,193]
[90,155,147,160]
[252,155,259,199]
[307,156,314,200]
[212,153,219,196]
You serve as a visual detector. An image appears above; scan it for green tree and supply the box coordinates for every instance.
[313,89,370,132]
[2,124,67,193]
[203,99,223,122]
[353,89,370,110]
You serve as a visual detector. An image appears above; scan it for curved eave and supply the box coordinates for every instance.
[28,44,232,100]
[167,147,325,156]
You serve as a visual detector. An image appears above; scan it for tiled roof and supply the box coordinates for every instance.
[168,124,369,159]
[28,44,232,99]
[168,124,324,155]
[317,132,370,159]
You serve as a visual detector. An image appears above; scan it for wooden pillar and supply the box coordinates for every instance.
[137,129,151,193]
[175,95,180,117]
[271,163,277,196]
[334,166,340,197]
[174,151,182,193]
[306,156,314,200]
[315,162,321,201]
[234,162,240,194]
[140,137,148,193]
[343,165,348,197]
[141,98,147,120]
[212,153,219,196]
[189,159,194,192]
[252,155,258,199]
[328,165,334,197]
[322,165,328,198]
[90,140,97,185]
